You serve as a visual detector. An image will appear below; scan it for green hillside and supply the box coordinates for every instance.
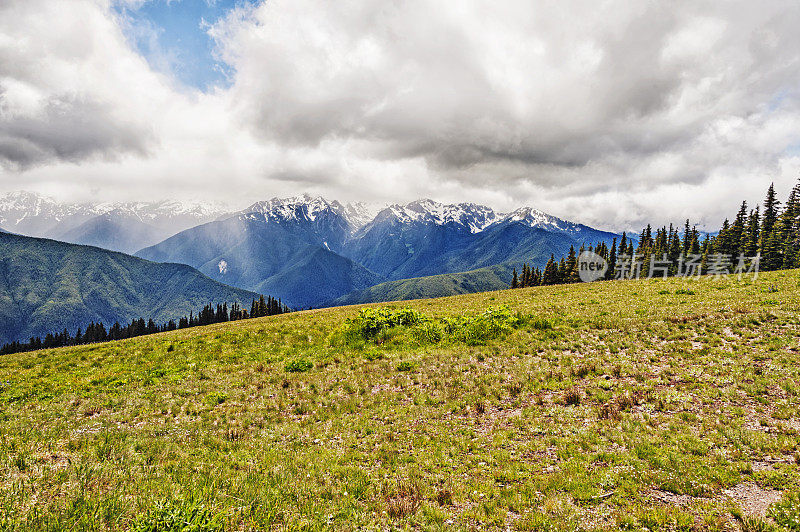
[332,263,515,306]
[0,232,259,343]
[255,245,385,308]
[1,271,800,530]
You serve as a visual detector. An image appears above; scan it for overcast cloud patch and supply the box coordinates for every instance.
[1,0,800,231]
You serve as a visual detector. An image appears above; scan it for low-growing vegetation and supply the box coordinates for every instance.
[336,305,547,348]
[1,271,799,530]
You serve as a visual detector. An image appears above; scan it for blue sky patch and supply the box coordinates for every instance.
[114,0,259,91]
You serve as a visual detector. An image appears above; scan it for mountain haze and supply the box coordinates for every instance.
[50,211,165,255]
[136,196,383,308]
[0,192,230,253]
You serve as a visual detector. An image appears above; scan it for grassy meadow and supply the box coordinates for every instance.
[1,270,800,530]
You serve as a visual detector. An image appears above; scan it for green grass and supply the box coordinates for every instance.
[1,271,800,530]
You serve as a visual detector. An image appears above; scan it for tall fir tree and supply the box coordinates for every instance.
[743,206,760,257]
[729,202,748,259]
[605,238,617,280]
[542,255,558,285]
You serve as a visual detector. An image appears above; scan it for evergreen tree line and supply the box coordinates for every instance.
[512,241,618,288]
[511,179,800,288]
[0,295,289,356]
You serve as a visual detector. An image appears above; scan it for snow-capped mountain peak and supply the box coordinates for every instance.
[382,199,499,233]
[0,191,82,227]
[0,191,232,239]
[241,194,346,223]
[1,191,56,209]
[95,199,231,222]
[0,190,604,249]
[501,207,582,234]
[342,201,386,230]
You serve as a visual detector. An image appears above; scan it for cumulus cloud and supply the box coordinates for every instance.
[0,92,152,168]
[1,0,800,230]
[216,1,800,181]
[0,0,166,168]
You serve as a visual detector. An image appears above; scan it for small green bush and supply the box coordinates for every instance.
[528,316,554,330]
[344,307,428,341]
[738,515,780,532]
[285,358,313,373]
[131,499,223,532]
[414,321,443,343]
[337,305,544,348]
[443,306,528,346]
[205,392,228,406]
[364,349,384,361]
[396,361,414,372]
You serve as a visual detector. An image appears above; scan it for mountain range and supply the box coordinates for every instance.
[0,191,623,345]
[0,232,258,344]
[136,195,620,308]
[0,191,230,254]
[1,191,621,311]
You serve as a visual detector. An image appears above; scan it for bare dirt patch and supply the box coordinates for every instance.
[722,482,783,517]
[650,489,709,507]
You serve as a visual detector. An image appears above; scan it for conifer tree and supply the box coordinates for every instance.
[542,255,558,285]
[728,202,747,259]
[757,185,781,270]
[667,225,682,266]
[605,238,617,280]
[682,219,692,254]
[743,206,760,257]
[715,219,731,256]
[762,183,780,237]
[565,246,577,283]
[568,245,581,283]
[779,183,800,268]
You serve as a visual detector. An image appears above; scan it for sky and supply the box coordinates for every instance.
[112,0,258,90]
[1,0,800,231]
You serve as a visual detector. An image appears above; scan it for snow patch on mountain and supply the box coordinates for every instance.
[0,191,83,225]
[1,191,611,244]
[382,199,499,233]
[500,207,584,235]
[239,195,387,231]
[241,194,346,223]
[93,200,230,221]
[0,192,231,234]
[377,200,598,236]
[343,202,386,230]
